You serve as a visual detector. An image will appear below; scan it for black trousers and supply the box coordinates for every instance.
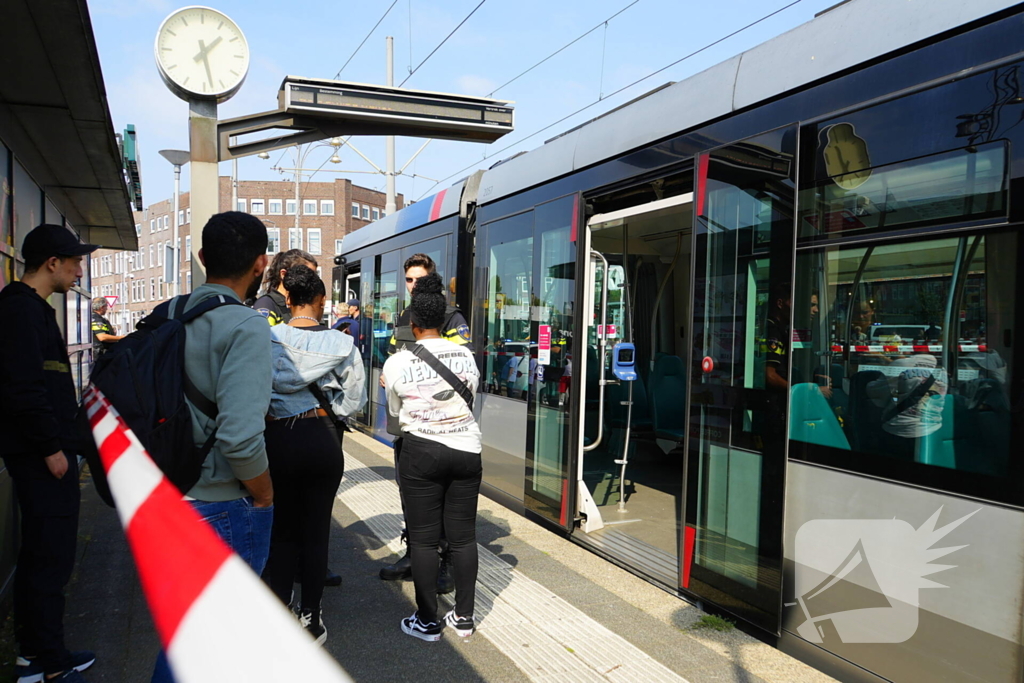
[263,416,344,612]
[398,434,481,623]
[4,453,80,675]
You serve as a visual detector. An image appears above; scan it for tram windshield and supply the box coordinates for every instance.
[791,230,1015,479]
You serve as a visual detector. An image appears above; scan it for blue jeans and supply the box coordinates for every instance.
[152,496,273,682]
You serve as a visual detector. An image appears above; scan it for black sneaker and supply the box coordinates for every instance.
[436,551,455,594]
[401,612,442,642]
[380,548,412,581]
[299,608,327,647]
[16,651,95,683]
[444,610,475,638]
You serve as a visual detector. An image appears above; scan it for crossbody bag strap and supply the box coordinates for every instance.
[883,373,936,423]
[411,343,475,411]
[307,380,351,432]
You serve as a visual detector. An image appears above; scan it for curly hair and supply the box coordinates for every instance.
[409,272,446,331]
[282,265,326,307]
[263,249,317,291]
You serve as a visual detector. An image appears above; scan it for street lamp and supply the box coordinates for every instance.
[121,272,135,334]
[159,149,190,297]
[261,139,344,242]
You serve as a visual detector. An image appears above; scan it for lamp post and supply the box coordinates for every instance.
[120,272,135,334]
[259,138,343,250]
[159,149,190,297]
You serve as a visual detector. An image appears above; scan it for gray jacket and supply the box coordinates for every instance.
[269,325,366,420]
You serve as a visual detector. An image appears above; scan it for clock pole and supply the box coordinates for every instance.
[189,99,219,289]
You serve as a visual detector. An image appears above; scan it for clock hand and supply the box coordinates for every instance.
[194,41,214,90]
[192,36,223,63]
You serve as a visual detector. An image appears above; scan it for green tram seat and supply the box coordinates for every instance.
[649,355,688,442]
[790,382,851,450]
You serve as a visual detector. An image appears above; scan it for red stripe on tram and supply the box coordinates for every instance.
[559,478,569,527]
[429,189,448,222]
[570,194,580,242]
[682,525,696,588]
[696,154,710,218]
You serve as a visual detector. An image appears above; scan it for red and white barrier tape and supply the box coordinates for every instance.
[83,387,351,683]
[829,344,987,353]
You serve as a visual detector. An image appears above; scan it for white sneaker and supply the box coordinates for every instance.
[444,610,475,638]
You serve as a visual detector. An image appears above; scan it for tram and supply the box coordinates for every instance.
[335,1,1024,680]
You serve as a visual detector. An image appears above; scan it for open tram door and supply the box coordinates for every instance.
[683,127,797,636]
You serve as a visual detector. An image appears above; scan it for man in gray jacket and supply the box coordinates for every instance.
[152,212,274,683]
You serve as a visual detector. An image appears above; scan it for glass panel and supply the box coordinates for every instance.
[799,142,1006,239]
[400,237,447,309]
[369,252,400,435]
[526,197,576,523]
[688,127,796,633]
[792,230,1022,502]
[476,212,533,401]
[0,143,10,250]
[357,256,374,425]
[13,160,41,254]
[44,198,62,227]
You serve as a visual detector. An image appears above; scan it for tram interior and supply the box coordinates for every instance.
[582,181,694,585]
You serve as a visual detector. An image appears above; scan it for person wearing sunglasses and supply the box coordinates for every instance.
[379,253,471,590]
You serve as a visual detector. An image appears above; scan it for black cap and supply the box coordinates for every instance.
[347,298,360,307]
[22,224,99,263]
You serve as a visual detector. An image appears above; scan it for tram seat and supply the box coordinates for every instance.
[918,382,1010,476]
[649,355,687,442]
[915,394,959,470]
[790,383,850,450]
[847,370,886,452]
[826,362,850,413]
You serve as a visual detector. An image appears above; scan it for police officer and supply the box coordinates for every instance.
[90,298,123,360]
[380,253,470,590]
[0,224,99,682]
[253,249,317,326]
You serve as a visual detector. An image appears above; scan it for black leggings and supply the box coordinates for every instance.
[263,416,344,612]
[398,434,481,623]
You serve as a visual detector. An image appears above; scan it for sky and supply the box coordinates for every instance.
[89,0,841,208]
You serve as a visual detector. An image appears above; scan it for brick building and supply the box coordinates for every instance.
[90,177,402,333]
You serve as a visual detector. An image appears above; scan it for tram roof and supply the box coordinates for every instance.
[342,179,466,255]
[478,0,1021,205]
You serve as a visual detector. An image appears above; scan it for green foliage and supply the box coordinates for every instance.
[690,614,735,632]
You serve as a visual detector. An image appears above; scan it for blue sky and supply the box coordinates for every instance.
[90,0,839,206]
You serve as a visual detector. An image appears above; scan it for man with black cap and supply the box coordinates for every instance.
[0,224,99,682]
[331,298,362,351]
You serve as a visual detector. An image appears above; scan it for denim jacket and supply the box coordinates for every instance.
[269,325,367,420]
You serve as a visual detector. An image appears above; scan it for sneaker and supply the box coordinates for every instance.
[444,610,475,638]
[436,551,455,595]
[298,608,327,647]
[16,651,95,683]
[401,612,442,642]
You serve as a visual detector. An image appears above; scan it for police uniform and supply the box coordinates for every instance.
[388,305,471,355]
[90,310,117,358]
[764,316,789,380]
[252,289,290,326]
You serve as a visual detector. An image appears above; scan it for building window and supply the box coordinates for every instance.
[149,245,155,268]
[289,228,302,250]
[251,199,265,215]
[237,198,247,212]
[267,228,280,254]
[186,271,192,293]
[320,200,335,216]
[156,243,162,267]
[150,219,155,233]
[361,205,370,220]
[157,276,164,300]
[351,202,359,218]
[185,235,191,261]
[334,239,343,255]
[178,210,185,226]
[135,223,141,236]
[164,216,170,231]
[303,200,317,216]
[308,228,321,255]
[150,277,156,301]
[372,207,380,221]
[186,208,191,224]
[286,199,297,215]
[268,199,283,215]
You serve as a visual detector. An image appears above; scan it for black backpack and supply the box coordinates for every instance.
[82,293,241,505]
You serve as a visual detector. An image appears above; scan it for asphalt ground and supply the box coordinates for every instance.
[8,434,837,683]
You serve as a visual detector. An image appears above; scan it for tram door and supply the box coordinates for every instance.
[575,185,695,588]
[684,127,797,635]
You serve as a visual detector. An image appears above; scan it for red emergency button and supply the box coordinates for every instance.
[701,356,714,374]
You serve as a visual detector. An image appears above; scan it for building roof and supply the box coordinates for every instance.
[0,0,137,250]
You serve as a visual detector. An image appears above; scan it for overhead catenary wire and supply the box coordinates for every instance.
[334,0,400,80]
[416,0,804,200]
[399,0,488,87]
[488,0,640,98]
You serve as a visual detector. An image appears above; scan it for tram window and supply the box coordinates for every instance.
[476,212,534,400]
[791,230,1020,503]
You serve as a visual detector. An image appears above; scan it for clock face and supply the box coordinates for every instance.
[155,6,249,102]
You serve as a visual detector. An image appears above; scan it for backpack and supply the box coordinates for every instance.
[82,293,241,504]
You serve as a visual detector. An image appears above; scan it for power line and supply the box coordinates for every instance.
[399,0,487,87]
[334,0,400,80]
[416,0,804,200]
[488,0,640,97]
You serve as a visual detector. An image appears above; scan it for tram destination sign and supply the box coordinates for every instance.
[280,77,514,143]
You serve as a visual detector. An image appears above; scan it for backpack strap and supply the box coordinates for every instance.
[411,343,475,411]
[171,293,244,420]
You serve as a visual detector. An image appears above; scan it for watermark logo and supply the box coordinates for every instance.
[791,507,978,644]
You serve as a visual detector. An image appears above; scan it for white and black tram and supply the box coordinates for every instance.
[335,1,1024,680]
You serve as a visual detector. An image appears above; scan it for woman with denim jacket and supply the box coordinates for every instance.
[263,265,366,646]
